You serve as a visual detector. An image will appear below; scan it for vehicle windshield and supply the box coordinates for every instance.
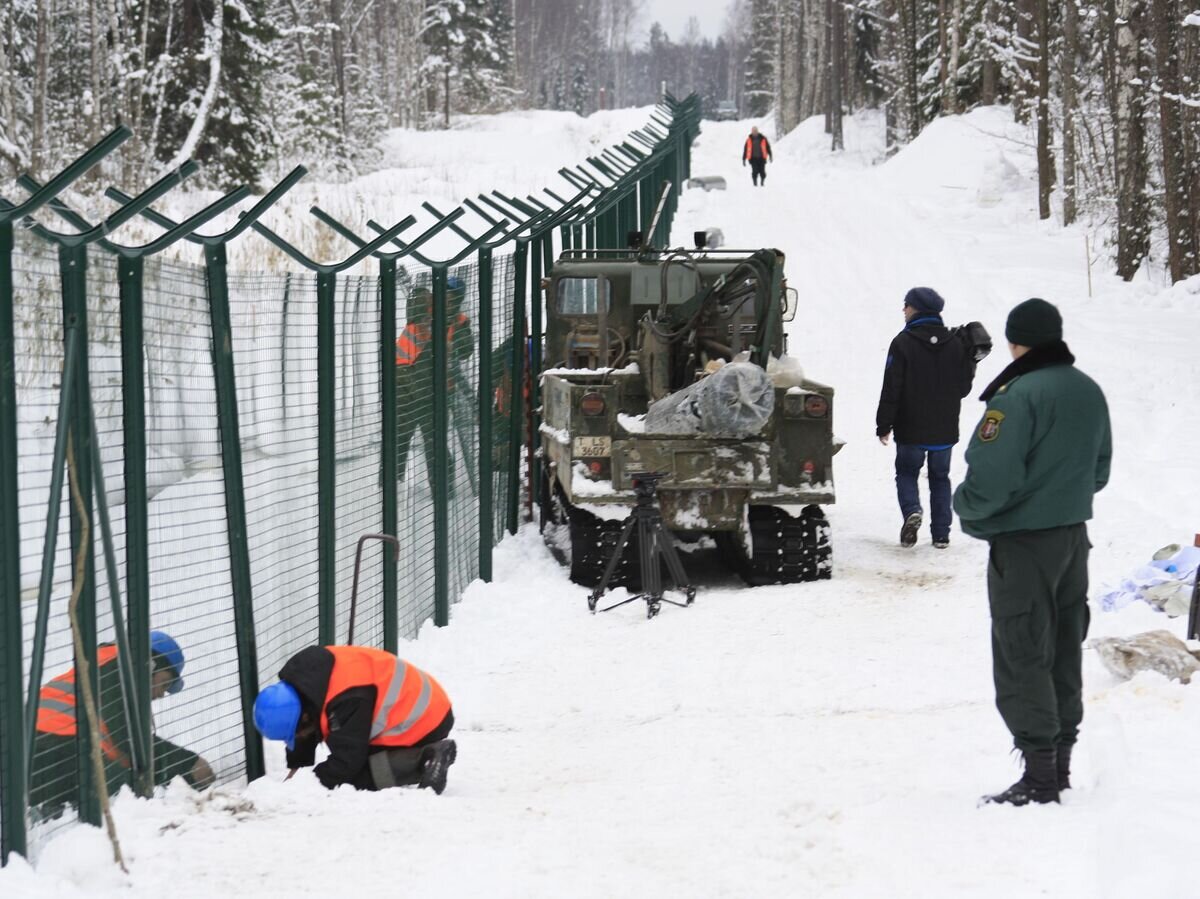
[557,277,609,315]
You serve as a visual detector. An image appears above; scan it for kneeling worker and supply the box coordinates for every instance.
[31,630,215,814]
[254,645,457,794]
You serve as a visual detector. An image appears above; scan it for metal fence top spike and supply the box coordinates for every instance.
[248,210,413,274]
[473,195,550,240]
[105,165,307,246]
[21,174,251,259]
[0,125,130,225]
[366,209,508,269]
[363,208,466,267]
[6,160,199,248]
[307,206,419,260]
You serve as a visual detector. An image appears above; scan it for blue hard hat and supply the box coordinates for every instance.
[447,276,465,293]
[150,630,185,695]
[254,682,302,751]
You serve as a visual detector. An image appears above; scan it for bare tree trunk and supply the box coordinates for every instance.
[1036,0,1055,219]
[444,65,451,128]
[1109,0,1149,279]
[1061,0,1079,225]
[830,0,844,149]
[88,0,102,147]
[1014,0,1036,123]
[947,0,961,114]
[938,0,949,113]
[1151,0,1198,280]
[330,0,349,138]
[32,0,49,177]
[981,0,997,105]
[0,3,26,174]
[897,0,920,139]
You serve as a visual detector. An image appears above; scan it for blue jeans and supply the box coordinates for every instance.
[895,444,953,541]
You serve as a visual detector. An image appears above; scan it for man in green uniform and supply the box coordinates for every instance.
[953,298,1111,806]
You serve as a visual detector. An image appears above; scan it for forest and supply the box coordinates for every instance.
[1,0,1196,281]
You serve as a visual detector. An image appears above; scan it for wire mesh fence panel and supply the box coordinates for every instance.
[445,260,481,608]
[12,236,81,847]
[140,256,244,791]
[490,253,517,546]
[333,272,384,648]
[392,267,438,639]
[229,269,322,684]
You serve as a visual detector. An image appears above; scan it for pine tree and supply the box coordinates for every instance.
[744,0,776,117]
[197,0,276,188]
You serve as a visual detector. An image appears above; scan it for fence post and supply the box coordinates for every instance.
[316,271,337,645]
[506,242,527,534]
[205,243,264,782]
[0,220,27,862]
[379,258,399,653]
[117,255,154,796]
[58,244,100,826]
[528,239,543,509]
[476,248,494,581]
[431,267,451,626]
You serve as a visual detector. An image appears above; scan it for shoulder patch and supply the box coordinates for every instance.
[979,409,1005,442]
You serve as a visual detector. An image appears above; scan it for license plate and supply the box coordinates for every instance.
[573,436,611,458]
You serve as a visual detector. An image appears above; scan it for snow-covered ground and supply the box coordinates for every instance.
[5,105,1200,897]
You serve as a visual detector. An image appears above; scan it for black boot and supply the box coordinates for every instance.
[1057,743,1072,791]
[418,739,457,795]
[981,748,1060,806]
[900,511,922,547]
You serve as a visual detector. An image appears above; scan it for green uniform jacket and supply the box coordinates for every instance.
[953,361,1111,540]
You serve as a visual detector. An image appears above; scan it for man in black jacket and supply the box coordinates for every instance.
[876,287,977,548]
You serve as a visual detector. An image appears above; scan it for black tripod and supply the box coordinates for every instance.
[588,473,696,619]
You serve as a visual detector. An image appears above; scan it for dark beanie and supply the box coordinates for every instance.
[903,287,945,315]
[1006,298,1062,347]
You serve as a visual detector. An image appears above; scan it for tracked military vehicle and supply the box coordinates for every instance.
[538,238,839,586]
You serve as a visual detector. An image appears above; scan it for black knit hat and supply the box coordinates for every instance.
[903,287,945,315]
[1006,298,1062,348]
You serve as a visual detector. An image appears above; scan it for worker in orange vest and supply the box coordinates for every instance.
[743,126,773,186]
[394,280,473,487]
[30,631,215,815]
[253,645,457,794]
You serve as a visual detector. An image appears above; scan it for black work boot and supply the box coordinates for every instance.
[981,748,1060,806]
[418,739,457,795]
[900,512,922,548]
[1057,743,1073,791]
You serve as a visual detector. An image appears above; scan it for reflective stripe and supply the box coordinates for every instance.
[378,672,431,739]
[369,658,408,739]
[37,696,77,716]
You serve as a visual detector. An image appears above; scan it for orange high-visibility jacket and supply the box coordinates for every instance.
[744,134,772,162]
[395,314,469,366]
[36,645,129,765]
[319,646,451,748]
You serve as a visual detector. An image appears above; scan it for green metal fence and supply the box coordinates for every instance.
[0,94,702,863]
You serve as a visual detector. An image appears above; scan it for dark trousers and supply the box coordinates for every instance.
[750,159,766,185]
[988,524,1090,751]
[894,444,952,540]
[365,709,455,789]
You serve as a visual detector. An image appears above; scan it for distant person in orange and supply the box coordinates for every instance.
[743,126,773,186]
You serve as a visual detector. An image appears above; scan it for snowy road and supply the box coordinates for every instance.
[5,107,1200,897]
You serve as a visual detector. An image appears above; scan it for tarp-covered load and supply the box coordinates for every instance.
[644,362,774,438]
